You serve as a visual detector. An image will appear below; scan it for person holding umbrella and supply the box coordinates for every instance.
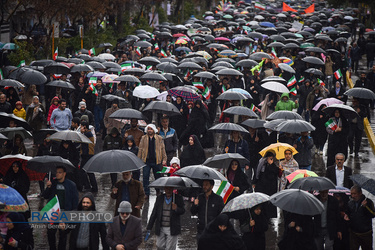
[226,160,249,200]
[223,131,250,164]
[311,104,329,155]
[80,121,97,192]
[279,149,299,190]
[146,186,185,250]
[293,131,314,171]
[348,99,367,157]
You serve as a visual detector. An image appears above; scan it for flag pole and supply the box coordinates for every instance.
[52,25,55,59]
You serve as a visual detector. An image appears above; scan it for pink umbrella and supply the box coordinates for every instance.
[214,37,231,42]
[312,97,344,111]
[102,74,120,84]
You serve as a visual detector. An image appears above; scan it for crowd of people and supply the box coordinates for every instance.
[0,1,375,250]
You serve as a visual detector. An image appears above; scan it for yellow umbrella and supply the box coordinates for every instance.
[175,38,188,45]
[259,142,298,160]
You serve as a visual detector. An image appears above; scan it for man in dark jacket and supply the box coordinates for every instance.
[293,131,314,170]
[344,185,375,250]
[69,192,109,250]
[103,127,123,186]
[43,166,79,250]
[159,116,179,165]
[146,187,185,249]
[0,93,12,113]
[313,189,342,250]
[326,153,353,189]
[73,101,95,126]
[80,121,97,192]
[191,179,225,239]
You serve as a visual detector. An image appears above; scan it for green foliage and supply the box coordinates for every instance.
[8,41,35,66]
[156,5,168,24]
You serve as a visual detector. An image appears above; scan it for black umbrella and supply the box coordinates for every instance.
[209,122,249,134]
[270,189,324,215]
[109,108,146,120]
[216,68,244,76]
[163,73,183,84]
[174,165,227,181]
[241,119,266,128]
[27,156,75,179]
[275,120,316,133]
[83,150,145,173]
[335,37,347,43]
[140,72,167,82]
[143,101,181,116]
[264,119,288,130]
[44,63,71,74]
[288,177,336,191]
[177,62,203,70]
[103,62,121,69]
[134,41,153,48]
[114,75,141,83]
[322,104,359,119]
[77,54,91,61]
[149,176,200,189]
[284,43,300,49]
[203,153,249,169]
[235,59,258,68]
[139,57,161,66]
[101,94,126,102]
[0,79,24,88]
[55,56,68,62]
[160,57,179,64]
[123,68,145,75]
[194,71,218,79]
[156,62,179,73]
[46,80,75,90]
[267,42,285,48]
[248,32,264,40]
[223,106,258,118]
[0,112,32,131]
[278,63,296,74]
[0,127,32,139]
[48,130,93,144]
[266,111,303,120]
[350,174,375,196]
[326,49,341,55]
[17,69,47,85]
[306,47,326,54]
[305,68,324,77]
[344,88,375,100]
[70,64,94,73]
[86,61,106,70]
[98,42,113,48]
[217,91,248,101]
[302,56,325,66]
[249,52,273,61]
[33,129,57,145]
[269,35,286,42]
[30,59,54,67]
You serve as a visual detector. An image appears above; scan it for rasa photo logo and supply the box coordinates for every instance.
[30,211,114,223]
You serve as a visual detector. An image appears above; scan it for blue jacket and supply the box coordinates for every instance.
[159,127,179,153]
[42,178,79,211]
[50,108,73,131]
[223,139,250,161]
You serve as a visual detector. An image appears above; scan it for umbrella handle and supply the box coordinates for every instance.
[173,192,175,204]
[49,170,51,181]
[248,208,252,220]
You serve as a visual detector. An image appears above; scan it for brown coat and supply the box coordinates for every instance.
[137,134,167,165]
[104,106,123,134]
[106,215,142,250]
[111,179,145,217]
[124,127,144,146]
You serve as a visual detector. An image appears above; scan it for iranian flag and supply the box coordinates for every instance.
[157,167,173,174]
[53,74,62,79]
[318,78,325,86]
[135,47,142,56]
[184,70,191,78]
[251,45,257,53]
[271,47,277,59]
[89,48,95,56]
[289,87,297,96]
[121,63,134,72]
[254,2,266,10]
[92,86,98,96]
[325,119,338,131]
[89,77,97,86]
[287,76,297,87]
[0,69,3,80]
[146,65,153,71]
[154,43,159,51]
[160,49,167,58]
[192,82,205,90]
[221,84,227,93]
[41,196,61,222]
[299,76,305,83]
[18,60,25,67]
[250,103,257,112]
[150,34,155,40]
[202,86,211,100]
[213,180,234,204]
[334,69,343,80]
[53,47,58,60]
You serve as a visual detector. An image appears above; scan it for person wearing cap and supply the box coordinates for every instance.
[106,201,142,250]
[73,101,95,126]
[13,101,26,120]
[138,124,167,198]
[104,99,123,135]
[146,186,185,250]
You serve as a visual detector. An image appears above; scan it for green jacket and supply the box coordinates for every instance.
[275,93,299,111]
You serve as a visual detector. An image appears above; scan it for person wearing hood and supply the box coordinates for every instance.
[226,160,250,200]
[47,96,59,126]
[275,92,299,111]
[26,96,45,131]
[73,101,95,126]
[0,213,33,250]
[123,135,140,181]
[198,214,246,250]
[69,193,109,250]
[123,118,144,147]
[104,99,123,135]
[12,101,25,120]
[170,96,188,139]
[180,135,206,168]
[328,81,347,104]
[103,127,123,186]
[311,104,329,155]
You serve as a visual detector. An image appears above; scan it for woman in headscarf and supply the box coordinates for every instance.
[328,81,347,104]
[1,213,33,250]
[226,160,250,201]
[180,135,206,168]
[198,214,246,250]
[311,104,329,155]
[170,96,188,139]
[5,134,27,156]
[253,151,281,218]
[26,96,45,131]
[223,131,250,162]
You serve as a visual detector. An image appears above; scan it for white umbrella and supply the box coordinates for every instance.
[98,53,116,61]
[133,85,160,99]
[261,81,289,94]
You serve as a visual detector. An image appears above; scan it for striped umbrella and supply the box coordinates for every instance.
[168,86,200,101]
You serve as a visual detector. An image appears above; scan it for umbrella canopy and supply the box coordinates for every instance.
[133,85,160,99]
[350,174,375,196]
[209,123,249,134]
[261,76,287,84]
[46,80,75,90]
[134,41,153,47]
[0,184,29,212]
[259,142,298,160]
[32,129,57,145]
[305,68,324,77]
[140,72,167,82]
[235,59,258,68]
[278,63,296,74]
[288,176,336,191]
[223,106,258,118]
[48,130,93,144]
[70,64,94,73]
[143,101,181,116]
[261,81,289,94]
[114,75,141,83]
[0,127,32,140]
[177,62,203,70]
[156,62,179,73]
[322,104,359,119]
[139,57,161,66]
[194,71,218,79]
[149,176,200,189]
[344,88,375,100]
[222,192,270,213]
[83,150,145,173]
[302,56,325,66]
[249,52,273,61]
[0,79,24,88]
[270,189,324,215]
[109,108,145,120]
[216,68,244,76]
[0,112,32,131]
[241,119,266,128]
[0,154,46,181]
[217,91,248,101]
[101,94,126,102]
[203,153,250,169]
[286,169,319,183]
[275,120,316,133]
[174,165,227,181]
[16,69,47,85]
[27,156,76,174]
[168,86,200,101]
[312,98,343,111]
[44,63,71,74]
[266,110,303,120]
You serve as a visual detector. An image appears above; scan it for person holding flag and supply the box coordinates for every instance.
[42,165,79,250]
[225,160,249,201]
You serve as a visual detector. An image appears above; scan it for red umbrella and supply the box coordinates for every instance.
[214,37,231,42]
[173,33,186,38]
[0,154,46,181]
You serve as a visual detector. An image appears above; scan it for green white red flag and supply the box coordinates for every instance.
[53,47,58,60]
[213,180,234,204]
[299,76,305,82]
[289,87,297,96]
[157,167,173,174]
[254,2,266,10]
[154,43,159,51]
[0,69,3,80]
[18,60,25,67]
[325,119,338,131]
[202,86,211,100]
[135,47,141,56]
[121,63,134,72]
[287,76,297,87]
[89,48,95,56]
[334,69,343,80]
[192,82,205,90]
[160,49,167,58]
[89,77,97,86]
[318,78,325,86]
[41,196,60,222]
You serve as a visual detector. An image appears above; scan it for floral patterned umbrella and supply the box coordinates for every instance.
[222,193,270,213]
[0,184,29,212]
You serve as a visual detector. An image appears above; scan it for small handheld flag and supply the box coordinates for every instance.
[135,47,142,56]
[202,86,211,100]
[287,76,297,87]
[18,60,25,67]
[89,48,95,56]
[53,47,58,60]
[213,180,234,204]
[289,87,297,96]
[325,119,338,131]
[334,69,343,80]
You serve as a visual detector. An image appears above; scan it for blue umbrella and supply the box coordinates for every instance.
[259,22,275,28]
[0,184,29,212]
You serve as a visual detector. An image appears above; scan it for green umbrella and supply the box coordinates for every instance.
[300,43,315,49]
[223,14,233,19]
